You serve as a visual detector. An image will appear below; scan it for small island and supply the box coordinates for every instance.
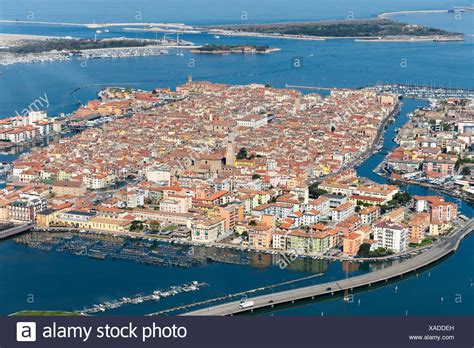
[207,19,464,42]
[192,44,279,54]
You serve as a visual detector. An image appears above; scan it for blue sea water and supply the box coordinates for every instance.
[0,30,473,117]
[0,2,472,315]
[0,9,473,117]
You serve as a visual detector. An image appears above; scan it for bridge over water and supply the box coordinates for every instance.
[0,224,34,240]
[183,219,473,316]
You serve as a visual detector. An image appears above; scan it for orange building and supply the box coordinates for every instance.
[218,203,244,231]
[248,224,273,250]
[343,232,363,256]
[409,212,430,244]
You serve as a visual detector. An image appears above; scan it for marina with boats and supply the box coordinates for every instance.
[14,232,206,267]
[0,34,195,66]
[14,229,420,274]
[14,231,300,268]
[367,83,474,100]
[78,281,207,315]
[0,162,11,183]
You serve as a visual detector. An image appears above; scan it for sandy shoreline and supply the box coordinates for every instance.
[210,30,463,43]
[355,36,464,42]
[0,33,57,42]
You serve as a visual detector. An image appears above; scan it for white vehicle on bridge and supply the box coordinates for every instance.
[239,300,255,309]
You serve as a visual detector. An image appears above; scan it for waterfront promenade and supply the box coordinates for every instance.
[184,219,473,315]
[35,225,428,264]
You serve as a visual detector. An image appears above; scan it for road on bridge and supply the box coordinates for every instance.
[0,224,34,240]
[184,219,473,316]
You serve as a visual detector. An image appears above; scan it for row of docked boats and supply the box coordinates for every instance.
[78,281,207,314]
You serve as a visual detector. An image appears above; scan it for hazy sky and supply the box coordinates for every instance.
[0,0,472,24]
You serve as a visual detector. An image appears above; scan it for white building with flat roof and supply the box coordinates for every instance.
[372,221,409,253]
[236,114,268,129]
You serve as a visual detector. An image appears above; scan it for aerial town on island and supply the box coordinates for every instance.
[0,76,471,261]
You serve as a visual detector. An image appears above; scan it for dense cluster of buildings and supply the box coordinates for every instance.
[0,167,458,258]
[12,78,397,189]
[0,80,460,257]
[386,98,474,196]
[0,111,61,144]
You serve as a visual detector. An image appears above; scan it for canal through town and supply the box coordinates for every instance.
[278,98,474,315]
[0,6,473,315]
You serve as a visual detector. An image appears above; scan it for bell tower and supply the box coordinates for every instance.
[225,132,236,167]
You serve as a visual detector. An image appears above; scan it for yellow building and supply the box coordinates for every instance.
[380,207,405,223]
[429,222,451,236]
[57,170,72,181]
[87,217,131,232]
[37,208,59,227]
[234,159,256,167]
